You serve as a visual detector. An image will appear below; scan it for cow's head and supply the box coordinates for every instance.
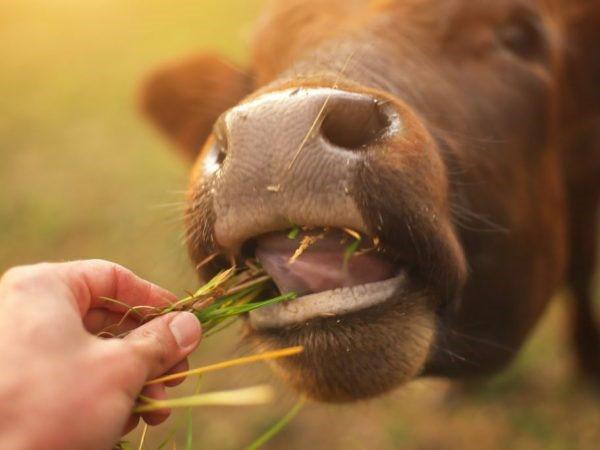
[141,0,571,402]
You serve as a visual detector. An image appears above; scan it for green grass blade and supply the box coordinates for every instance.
[343,237,362,269]
[203,317,238,338]
[185,377,203,450]
[245,398,306,450]
[154,430,177,450]
[185,406,193,450]
[287,226,301,239]
[197,285,260,316]
[197,292,296,324]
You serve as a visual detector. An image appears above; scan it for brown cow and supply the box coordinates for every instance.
[141,0,600,402]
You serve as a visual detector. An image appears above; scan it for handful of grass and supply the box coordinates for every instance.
[101,263,296,339]
[106,263,305,450]
[163,266,296,337]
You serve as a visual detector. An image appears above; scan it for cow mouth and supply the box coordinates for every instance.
[242,228,408,330]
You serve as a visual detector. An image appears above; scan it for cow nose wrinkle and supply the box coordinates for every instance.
[321,95,392,151]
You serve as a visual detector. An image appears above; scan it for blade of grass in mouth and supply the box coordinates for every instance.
[196,291,297,330]
[287,225,301,239]
[343,235,362,269]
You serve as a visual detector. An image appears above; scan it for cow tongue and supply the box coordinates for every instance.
[255,231,397,296]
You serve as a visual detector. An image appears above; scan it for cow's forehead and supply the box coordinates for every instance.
[375,0,545,14]
[372,0,543,8]
[266,0,548,21]
[253,0,557,79]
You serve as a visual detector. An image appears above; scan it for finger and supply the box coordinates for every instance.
[122,415,140,436]
[163,359,190,387]
[140,384,171,426]
[123,312,201,382]
[30,260,177,317]
[84,309,141,336]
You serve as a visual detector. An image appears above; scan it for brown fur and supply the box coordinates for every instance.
[141,0,600,401]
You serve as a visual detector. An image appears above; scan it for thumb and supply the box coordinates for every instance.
[123,312,202,381]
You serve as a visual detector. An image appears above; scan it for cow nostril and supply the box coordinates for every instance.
[202,118,229,177]
[216,145,227,165]
[321,97,391,151]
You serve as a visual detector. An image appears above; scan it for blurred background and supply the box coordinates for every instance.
[1,1,599,449]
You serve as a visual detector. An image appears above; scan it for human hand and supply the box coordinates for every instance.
[0,259,202,450]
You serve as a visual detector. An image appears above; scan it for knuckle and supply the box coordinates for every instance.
[108,262,142,294]
[81,259,129,277]
[106,261,134,280]
[84,258,112,268]
[86,259,125,277]
[0,267,24,287]
[0,264,54,293]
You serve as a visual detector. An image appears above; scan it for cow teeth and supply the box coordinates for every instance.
[249,272,407,330]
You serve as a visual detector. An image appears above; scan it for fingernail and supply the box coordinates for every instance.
[169,312,201,349]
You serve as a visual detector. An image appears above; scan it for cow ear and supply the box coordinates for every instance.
[140,53,251,161]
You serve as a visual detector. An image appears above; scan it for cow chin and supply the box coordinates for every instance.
[244,286,437,403]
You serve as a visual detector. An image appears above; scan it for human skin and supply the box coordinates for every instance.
[0,259,202,450]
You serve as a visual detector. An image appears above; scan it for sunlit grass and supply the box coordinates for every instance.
[128,346,305,449]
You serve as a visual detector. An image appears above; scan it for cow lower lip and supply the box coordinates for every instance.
[249,272,408,329]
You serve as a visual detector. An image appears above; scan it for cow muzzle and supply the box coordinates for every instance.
[207,87,403,251]
[186,84,466,401]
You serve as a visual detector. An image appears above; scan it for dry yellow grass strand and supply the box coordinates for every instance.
[342,227,362,241]
[145,346,304,386]
[137,423,148,450]
[289,235,323,263]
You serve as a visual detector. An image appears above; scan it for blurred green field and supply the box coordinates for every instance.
[1,1,599,449]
